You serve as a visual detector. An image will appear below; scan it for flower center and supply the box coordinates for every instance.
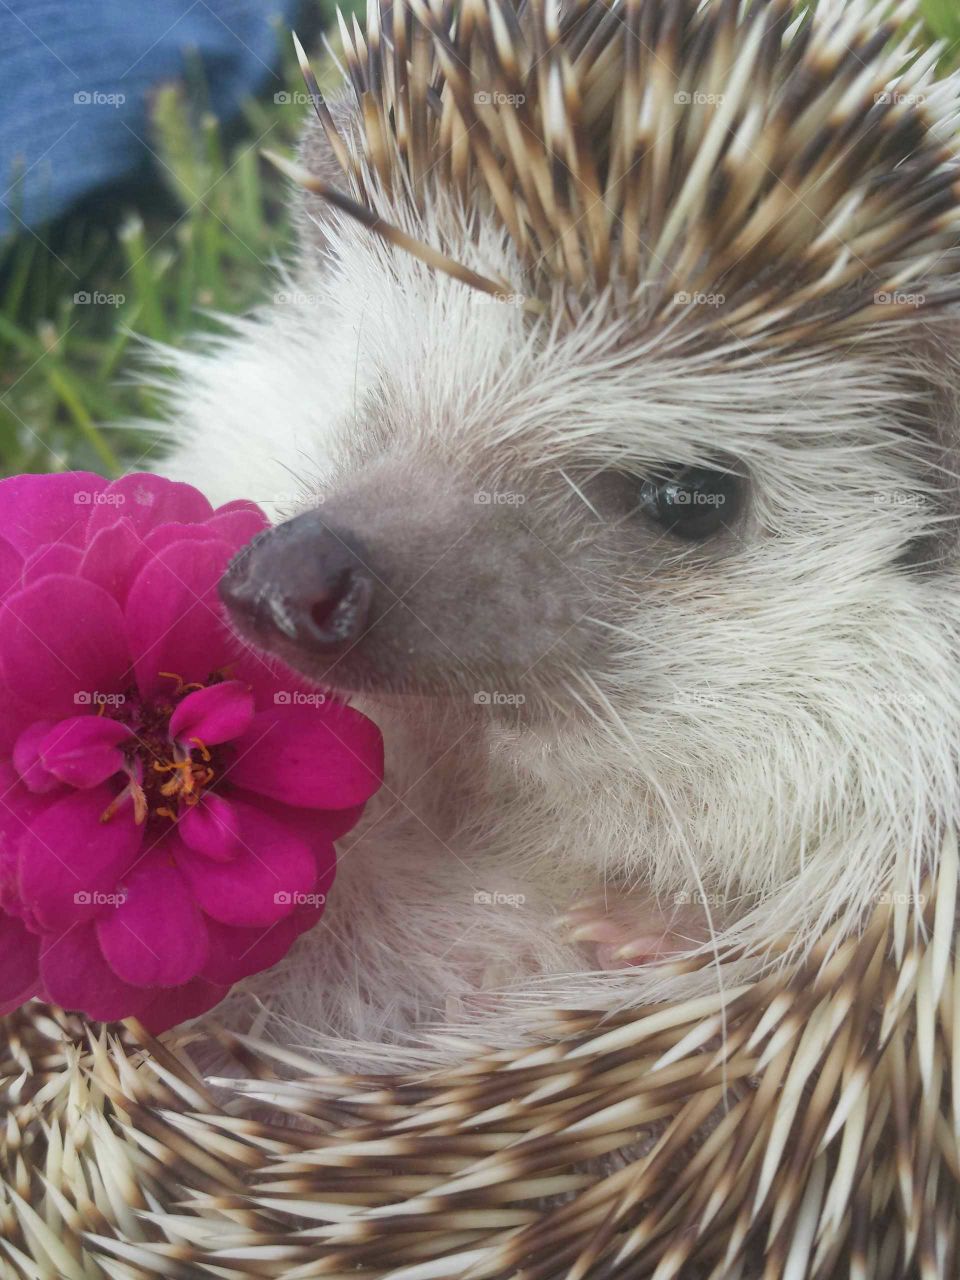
[100,672,226,828]
[149,740,215,820]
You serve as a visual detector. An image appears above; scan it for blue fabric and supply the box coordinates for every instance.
[0,0,300,234]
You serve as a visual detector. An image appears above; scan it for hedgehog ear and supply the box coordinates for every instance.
[285,30,358,259]
[291,89,359,260]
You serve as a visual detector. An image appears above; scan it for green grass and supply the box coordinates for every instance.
[0,1,958,479]
[0,18,346,478]
[925,0,960,59]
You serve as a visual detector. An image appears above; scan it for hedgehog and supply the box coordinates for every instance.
[4,0,960,1276]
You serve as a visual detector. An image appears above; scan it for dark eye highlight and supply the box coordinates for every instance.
[638,466,740,540]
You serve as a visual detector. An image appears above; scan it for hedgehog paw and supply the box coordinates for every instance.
[559,894,711,970]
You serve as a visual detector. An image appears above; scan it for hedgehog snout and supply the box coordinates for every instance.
[219,513,375,655]
[216,459,594,698]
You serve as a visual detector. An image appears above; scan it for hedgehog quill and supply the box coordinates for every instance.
[5,0,960,1277]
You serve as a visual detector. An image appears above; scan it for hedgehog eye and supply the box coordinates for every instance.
[638,466,740,540]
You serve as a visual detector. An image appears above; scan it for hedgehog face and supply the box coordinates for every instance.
[204,208,960,933]
[167,0,960,957]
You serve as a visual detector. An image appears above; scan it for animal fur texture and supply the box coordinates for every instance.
[155,0,960,1075]
[3,3,960,1278]
[2,853,957,1279]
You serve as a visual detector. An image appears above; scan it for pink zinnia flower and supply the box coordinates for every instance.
[0,472,383,1032]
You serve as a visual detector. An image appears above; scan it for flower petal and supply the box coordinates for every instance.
[39,716,132,789]
[200,907,322,985]
[20,542,83,587]
[0,472,106,555]
[0,536,23,600]
[0,575,130,718]
[143,499,268,560]
[213,498,269,522]
[228,705,384,809]
[225,647,322,711]
[13,720,62,793]
[39,923,149,1023]
[84,474,214,542]
[175,802,319,927]
[0,913,41,1006]
[79,518,144,606]
[142,522,237,557]
[250,794,364,848]
[0,681,35,753]
[169,681,255,747]
[137,976,229,1034]
[97,857,209,988]
[0,765,47,914]
[208,503,270,546]
[19,785,143,932]
[125,539,235,699]
[179,793,240,861]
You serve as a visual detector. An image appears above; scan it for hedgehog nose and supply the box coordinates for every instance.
[218,513,374,653]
